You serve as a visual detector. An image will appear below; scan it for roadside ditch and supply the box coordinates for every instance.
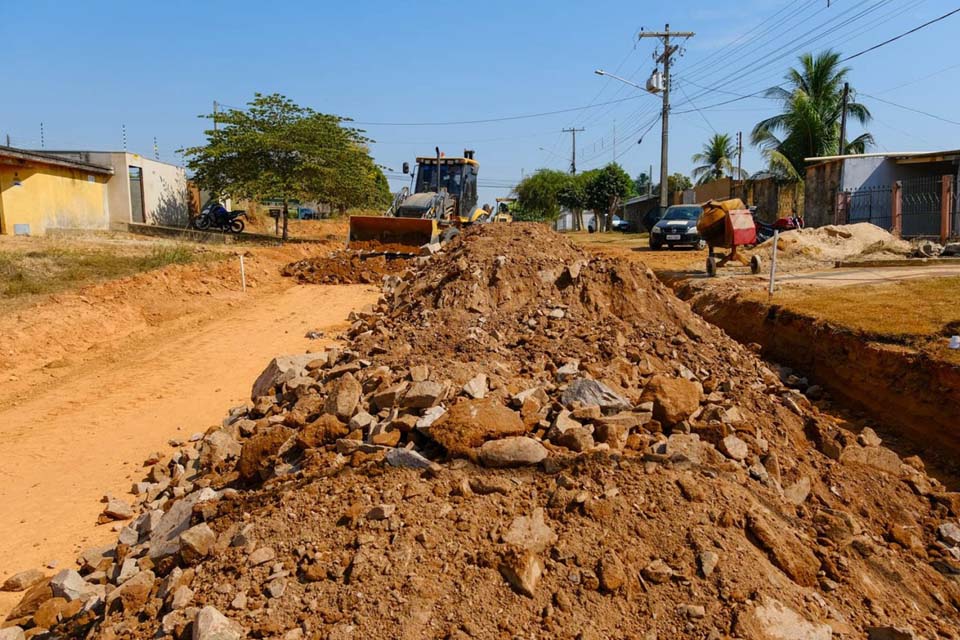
[670,279,960,486]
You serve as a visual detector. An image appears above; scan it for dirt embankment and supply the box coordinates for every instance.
[7,223,960,639]
[679,283,960,467]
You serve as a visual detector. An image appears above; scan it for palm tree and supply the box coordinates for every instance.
[691,133,746,185]
[752,50,872,180]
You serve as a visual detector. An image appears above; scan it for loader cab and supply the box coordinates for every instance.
[414,156,479,219]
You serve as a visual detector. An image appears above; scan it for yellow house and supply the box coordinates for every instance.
[0,147,113,236]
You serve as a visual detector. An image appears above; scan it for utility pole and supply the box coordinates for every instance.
[640,24,694,208]
[40,122,44,149]
[562,127,585,174]
[213,101,219,132]
[737,131,743,198]
[613,120,616,162]
[838,82,849,156]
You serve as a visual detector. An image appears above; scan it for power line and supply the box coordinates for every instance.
[840,6,960,61]
[860,92,960,126]
[349,95,646,127]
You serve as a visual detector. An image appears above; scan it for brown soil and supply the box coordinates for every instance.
[8,224,960,639]
[282,249,413,285]
[0,236,379,619]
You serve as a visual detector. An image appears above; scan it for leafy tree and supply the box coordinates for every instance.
[557,170,596,231]
[585,163,634,232]
[634,171,653,196]
[182,93,384,240]
[513,169,571,221]
[691,133,746,185]
[752,50,872,180]
[653,173,692,200]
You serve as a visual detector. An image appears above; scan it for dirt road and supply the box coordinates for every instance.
[0,282,377,617]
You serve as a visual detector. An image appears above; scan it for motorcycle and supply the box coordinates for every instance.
[753,209,803,244]
[193,202,247,233]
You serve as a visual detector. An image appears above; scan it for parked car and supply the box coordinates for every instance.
[641,206,664,233]
[586,215,632,233]
[649,204,705,250]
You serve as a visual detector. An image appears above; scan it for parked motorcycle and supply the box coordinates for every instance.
[753,209,803,244]
[193,202,247,233]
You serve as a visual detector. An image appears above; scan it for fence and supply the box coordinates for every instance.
[842,185,892,230]
[838,175,956,241]
[901,176,943,238]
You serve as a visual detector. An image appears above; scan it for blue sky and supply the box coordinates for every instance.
[2,0,957,205]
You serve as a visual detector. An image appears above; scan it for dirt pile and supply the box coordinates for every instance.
[749,222,912,270]
[6,223,960,639]
[282,248,413,285]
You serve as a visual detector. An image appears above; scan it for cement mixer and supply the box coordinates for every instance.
[696,198,762,277]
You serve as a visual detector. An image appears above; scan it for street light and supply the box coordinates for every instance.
[594,69,647,92]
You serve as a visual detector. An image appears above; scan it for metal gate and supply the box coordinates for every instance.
[900,176,942,238]
[843,185,891,230]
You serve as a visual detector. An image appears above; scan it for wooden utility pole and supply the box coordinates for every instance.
[838,82,849,156]
[562,127,585,174]
[640,24,694,208]
[737,131,743,198]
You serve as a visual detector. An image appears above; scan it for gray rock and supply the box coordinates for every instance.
[171,585,194,610]
[117,524,140,546]
[783,477,812,506]
[478,437,548,468]
[415,406,446,432]
[248,547,276,566]
[698,551,719,578]
[678,604,706,618]
[402,380,444,409]
[858,427,882,447]
[502,508,557,553]
[325,373,362,421]
[193,605,244,640]
[0,627,25,640]
[462,374,488,400]
[181,523,216,563]
[114,557,140,585]
[1,568,44,592]
[251,354,315,400]
[50,569,96,602]
[200,430,242,469]
[736,599,831,640]
[720,435,749,461]
[938,522,960,546]
[561,378,630,413]
[348,410,375,432]
[149,488,219,561]
[385,447,436,470]
[101,496,134,521]
[555,360,579,380]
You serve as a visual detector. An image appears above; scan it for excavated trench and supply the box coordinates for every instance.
[673,283,960,484]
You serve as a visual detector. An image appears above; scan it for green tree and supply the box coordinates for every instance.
[751,50,872,180]
[513,169,571,221]
[691,133,745,185]
[634,171,653,196]
[557,170,596,231]
[585,163,634,232]
[182,93,380,240]
[653,173,692,200]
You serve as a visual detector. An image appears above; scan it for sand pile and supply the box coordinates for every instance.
[750,223,911,271]
[5,223,960,639]
[282,248,413,285]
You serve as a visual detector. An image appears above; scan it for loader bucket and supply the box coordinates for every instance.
[347,216,437,250]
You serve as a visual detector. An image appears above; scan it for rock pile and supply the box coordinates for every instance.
[281,247,414,285]
[5,223,960,639]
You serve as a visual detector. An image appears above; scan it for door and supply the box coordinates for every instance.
[128,166,145,223]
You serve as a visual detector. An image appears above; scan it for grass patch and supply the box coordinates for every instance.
[0,244,216,300]
[749,276,960,345]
